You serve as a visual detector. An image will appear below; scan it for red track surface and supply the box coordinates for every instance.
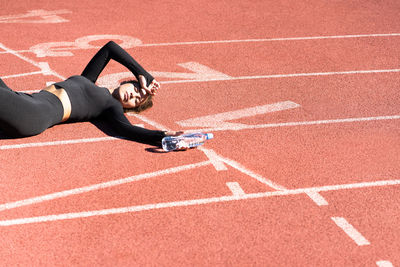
[1,1,400,265]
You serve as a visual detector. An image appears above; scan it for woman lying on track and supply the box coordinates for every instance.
[0,41,180,146]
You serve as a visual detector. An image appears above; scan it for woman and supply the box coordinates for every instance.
[0,41,178,146]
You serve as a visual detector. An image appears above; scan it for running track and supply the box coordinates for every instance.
[0,1,400,266]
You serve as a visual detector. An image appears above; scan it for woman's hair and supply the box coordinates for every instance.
[119,80,154,113]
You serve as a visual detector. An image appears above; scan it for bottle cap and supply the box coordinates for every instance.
[206,133,214,140]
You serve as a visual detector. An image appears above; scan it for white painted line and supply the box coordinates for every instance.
[376,260,394,267]
[177,101,300,129]
[305,178,400,193]
[98,62,231,89]
[0,71,44,79]
[1,114,398,151]
[5,67,400,93]
[130,114,171,131]
[218,154,287,190]
[138,33,400,47]
[0,115,166,151]
[130,114,228,172]
[0,43,65,80]
[0,161,210,212]
[176,62,231,79]
[104,114,283,195]
[198,148,228,171]
[0,9,72,21]
[304,190,329,206]
[331,217,370,246]
[45,81,56,86]
[38,62,53,76]
[226,182,246,196]
[0,46,91,54]
[1,178,400,226]
[0,137,118,150]
[160,68,400,85]
[186,114,400,133]
[1,33,400,55]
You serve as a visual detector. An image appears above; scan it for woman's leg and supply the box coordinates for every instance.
[0,78,12,91]
[0,87,53,137]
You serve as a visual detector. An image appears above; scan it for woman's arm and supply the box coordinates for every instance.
[81,41,154,86]
[103,105,166,146]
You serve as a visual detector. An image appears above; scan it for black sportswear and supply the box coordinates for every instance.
[0,41,165,145]
[0,80,63,137]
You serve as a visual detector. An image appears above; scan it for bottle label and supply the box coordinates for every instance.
[176,138,204,150]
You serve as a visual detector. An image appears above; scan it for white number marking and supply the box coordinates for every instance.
[177,101,300,130]
[0,9,71,23]
[376,261,394,267]
[97,62,231,89]
[29,35,142,57]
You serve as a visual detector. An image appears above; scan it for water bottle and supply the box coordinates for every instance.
[162,132,214,152]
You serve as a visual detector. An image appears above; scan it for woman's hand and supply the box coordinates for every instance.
[138,75,160,96]
[164,131,184,136]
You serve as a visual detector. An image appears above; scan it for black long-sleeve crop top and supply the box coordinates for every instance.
[54,41,165,146]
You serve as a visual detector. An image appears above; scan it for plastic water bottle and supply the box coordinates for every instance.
[162,132,214,152]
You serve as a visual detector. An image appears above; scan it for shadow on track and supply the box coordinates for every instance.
[90,118,165,153]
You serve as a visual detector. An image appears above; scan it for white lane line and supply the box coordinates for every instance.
[0,46,97,54]
[0,43,65,80]
[130,114,171,131]
[198,148,228,171]
[138,33,400,47]
[37,62,54,76]
[216,153,287,190]
[0,71,44,79]
[8,67,400,93]
[186,114,400,133]
[304,190,329,206]
[160,68,400,85]
[1,114,398,151]
[1,33,399,55]
[176,62,232,79]
[201,149,287,190]
[0,43,44,68]
[0,129,142,150]
[331,217,370,246]
[130,114,398,208]
[226,182,246,196]
[305,178,400,193]
[376,260,394,267]
[127,115,285,191]
[0,137,118,150]
[0,161,210,212]
[130,114,229,172]
[1,178,400,226]
[0,9,72,21]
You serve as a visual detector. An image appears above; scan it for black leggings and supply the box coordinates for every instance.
[0,78,63,137]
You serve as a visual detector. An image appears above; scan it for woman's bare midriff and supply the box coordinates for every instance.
[43,85,71,122]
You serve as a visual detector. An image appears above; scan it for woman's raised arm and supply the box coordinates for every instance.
[81,41,154,86]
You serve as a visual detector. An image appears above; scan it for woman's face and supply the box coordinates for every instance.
[117,83,148,109]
